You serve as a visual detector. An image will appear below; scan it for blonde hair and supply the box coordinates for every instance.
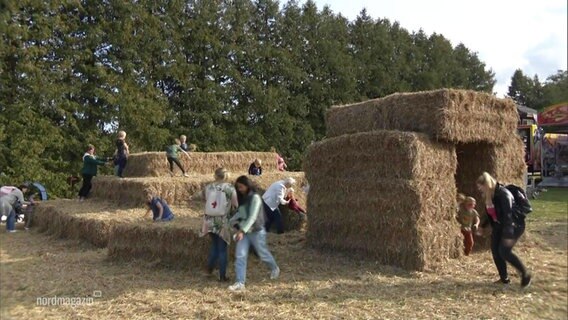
[254,159,262,166]
[465,197,476,205]
[174,138,181,144]
[215,168,229,181]
[457,193,466,203]
[118,131,126,139]
[476,172,497,203]
[180,135,187,141]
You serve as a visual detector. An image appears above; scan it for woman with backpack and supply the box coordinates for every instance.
[202,168,238,282]
[476,172,532,288]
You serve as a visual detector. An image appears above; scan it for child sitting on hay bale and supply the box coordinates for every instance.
[145,195,175,222]
[248,159,263,176]
[284,188,306,219]
[456,194,480,256]
[165,138,191,177]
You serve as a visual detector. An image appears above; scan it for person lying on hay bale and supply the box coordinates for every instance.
[145,194,175,222]
[202,168,238,282]
[262,177,296,234]
[228,176,280,292]
[476,172,532,288]
[284,188,306,219]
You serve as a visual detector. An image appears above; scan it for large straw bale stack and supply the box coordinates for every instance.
[123,152,279,177]
[305,130,462,271]
[326,89,518,144]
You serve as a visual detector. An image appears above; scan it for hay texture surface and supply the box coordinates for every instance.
[305,130,462,271]
[326,89,518,144]
[123,152,279,177]
[91,172,307,208]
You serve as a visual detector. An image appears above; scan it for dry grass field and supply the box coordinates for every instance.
[0,190,566,320]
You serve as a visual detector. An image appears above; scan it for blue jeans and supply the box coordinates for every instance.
[6,209,16,231]
[235,228,278,284]
[207,233,228,278]
[263,202,284,234]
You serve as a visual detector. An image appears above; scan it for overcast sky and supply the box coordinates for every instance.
[309,0,567,96]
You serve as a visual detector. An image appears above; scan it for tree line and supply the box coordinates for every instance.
[507,69,568,111]
[1,0,496,197]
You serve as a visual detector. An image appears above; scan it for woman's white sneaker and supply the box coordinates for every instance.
[228,282,245,292]
[270,267,280,280]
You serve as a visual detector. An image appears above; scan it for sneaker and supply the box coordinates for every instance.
[183,173,189,177]
[494,278,511,285]
[7,230,17,233]
[228,282,245,292]
[521,273,532,289]
[219,275,230,282]
[24,227,30,231]
[270,267,280,280]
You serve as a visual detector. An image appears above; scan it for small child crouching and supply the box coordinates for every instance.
[145,194,175,222]
[456,195,480,256]
[284,188,306,219]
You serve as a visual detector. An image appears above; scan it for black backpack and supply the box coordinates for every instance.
[505,185,533,221]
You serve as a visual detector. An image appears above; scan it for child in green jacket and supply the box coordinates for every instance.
[79,144,109,201]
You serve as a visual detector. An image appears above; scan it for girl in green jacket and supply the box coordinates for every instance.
[79,144,109,201]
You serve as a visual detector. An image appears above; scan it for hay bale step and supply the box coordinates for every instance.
[33,204,114,248]
[123,152,280,177]
[326,89,518,144]
[90,172,307,208]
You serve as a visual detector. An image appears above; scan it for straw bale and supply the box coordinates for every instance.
[307,177,461,271]
[33,204,114,248]
[304,130,456,181]
[91,172,307,208]
[326,89,518,144]
[123,152,279,177]
[107,218,213,268]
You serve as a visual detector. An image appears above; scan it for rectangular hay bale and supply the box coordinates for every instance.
[326,89,518,144]
[307,178,461,271]
[123,152,280,177]
[305,130,456,181]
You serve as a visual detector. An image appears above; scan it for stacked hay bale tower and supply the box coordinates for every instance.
[305,89,526,271]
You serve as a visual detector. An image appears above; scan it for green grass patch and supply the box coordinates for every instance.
[531,188,568,221]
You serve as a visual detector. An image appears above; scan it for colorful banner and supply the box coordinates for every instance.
[538,102,568,126]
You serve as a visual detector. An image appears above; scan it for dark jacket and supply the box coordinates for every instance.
[490,183,516,237]
[81,154,107,176]
[248,163,262,176]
